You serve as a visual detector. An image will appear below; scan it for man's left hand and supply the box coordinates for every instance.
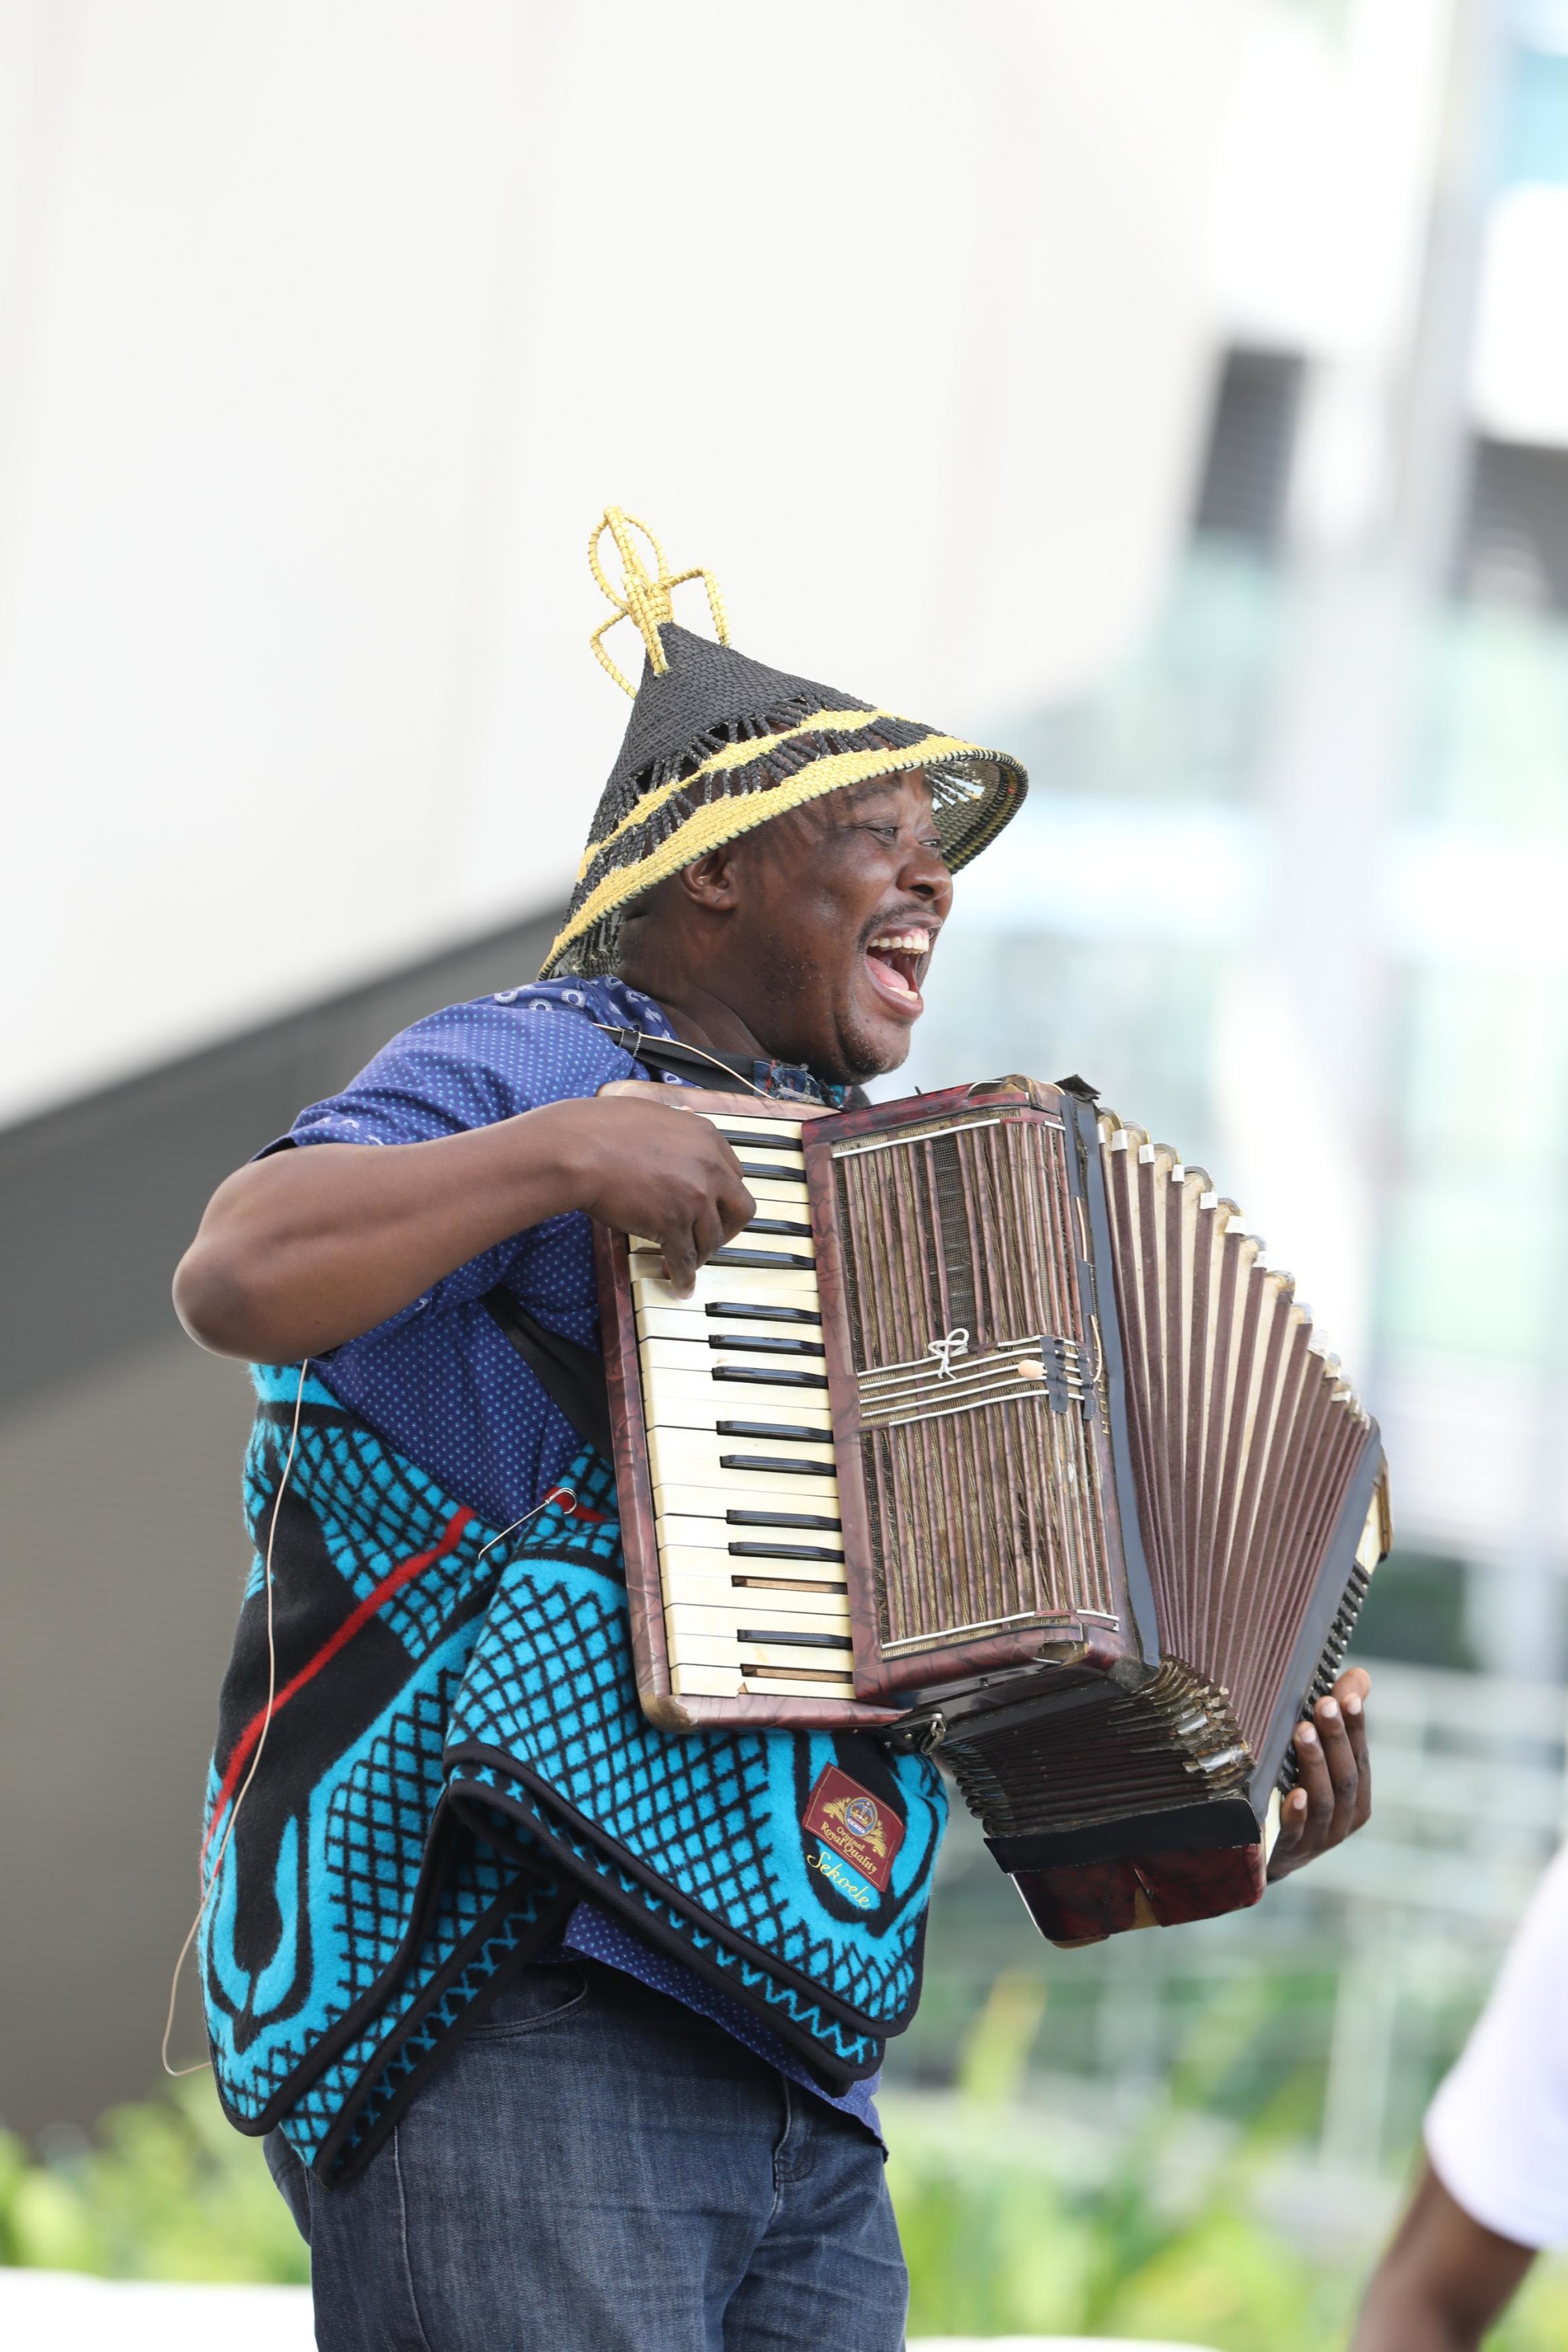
[1265,1666,1371,1880]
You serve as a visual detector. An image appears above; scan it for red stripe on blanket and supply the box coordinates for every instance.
[202,1505,474,1871]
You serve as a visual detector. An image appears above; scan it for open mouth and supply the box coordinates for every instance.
[864,926,935,1012]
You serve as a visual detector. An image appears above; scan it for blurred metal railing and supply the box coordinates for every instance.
[1311,1659,1568,1922]
[1308,1660,1568,2165]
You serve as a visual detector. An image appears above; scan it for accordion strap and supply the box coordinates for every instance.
[481,1288,613,1462]
[594,1025,765,1091]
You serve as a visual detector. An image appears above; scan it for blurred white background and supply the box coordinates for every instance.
[0,0,1245,1122]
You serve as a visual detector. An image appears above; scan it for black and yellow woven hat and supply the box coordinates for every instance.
[539,509,1029,978]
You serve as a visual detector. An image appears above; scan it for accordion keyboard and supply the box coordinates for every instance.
[629,1109,856,1703]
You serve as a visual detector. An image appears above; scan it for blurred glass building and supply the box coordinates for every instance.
[906,0,1568,1691]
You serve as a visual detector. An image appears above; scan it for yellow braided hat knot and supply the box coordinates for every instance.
[587,506,731,696]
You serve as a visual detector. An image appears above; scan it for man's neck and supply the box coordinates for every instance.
[626,975,776,1065]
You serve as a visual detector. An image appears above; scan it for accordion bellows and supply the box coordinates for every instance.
[1100,1120,1375,1786]
[598,1076,1389,1944]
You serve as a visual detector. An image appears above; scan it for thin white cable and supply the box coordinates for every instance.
[477,1487,570,1561]
[161,1356,309,2078]
[593,1022,771,1102]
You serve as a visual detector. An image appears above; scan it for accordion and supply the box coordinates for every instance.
[596,1076,1390,1943]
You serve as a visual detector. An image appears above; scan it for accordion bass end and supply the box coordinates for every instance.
[597,1076,1392,1942]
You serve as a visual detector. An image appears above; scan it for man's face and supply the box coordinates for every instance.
[718,771,952,1085]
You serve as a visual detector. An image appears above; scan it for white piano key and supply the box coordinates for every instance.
[630,1250,818,1292]
[639,1355,832,1383]
[640,1337,828,1377]
[669,1628,856,1671]
[728,1170,811,1194]
[662,1544,846,1585]
[647,1417,835,1456]
[650,1449,840,1501]
[643,1374,833,1429]
[668,1662,744,1697]
[694,1112,808,1139]
[665,1661,856,1699]
[666,1600,851,1642]
[737,1178,815,1207]
[630,1251,822,1289]
[652,1480,843,1521]
[648,1427,833,1482]
[648,1428,835,1486]
[738,1672,858,1696]
[738,1646,860,1684]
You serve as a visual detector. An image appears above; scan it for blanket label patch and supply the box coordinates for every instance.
[803,1765,903,1893]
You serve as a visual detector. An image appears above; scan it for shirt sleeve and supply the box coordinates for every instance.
[276,996,641,1332]
[1425,1839,1568,2249]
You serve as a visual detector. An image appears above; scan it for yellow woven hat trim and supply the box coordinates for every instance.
[576,705,904,881]
[540,507,1027,979]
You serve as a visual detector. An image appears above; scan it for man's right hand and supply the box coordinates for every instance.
[173,1081,758,1362]
[544,1085,756,1298]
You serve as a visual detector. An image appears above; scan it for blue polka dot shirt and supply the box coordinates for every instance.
[275,974,880,2139]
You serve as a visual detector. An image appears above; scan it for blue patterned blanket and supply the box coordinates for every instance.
[200,1367,945,2180]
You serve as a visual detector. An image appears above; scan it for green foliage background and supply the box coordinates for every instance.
[5,1984,1568,2350]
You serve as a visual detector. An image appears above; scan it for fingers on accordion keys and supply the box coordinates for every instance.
[632,1262,819,1310]
[626,1118,853,1701]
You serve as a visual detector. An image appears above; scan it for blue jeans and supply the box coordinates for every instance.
[264,1958,908,2351]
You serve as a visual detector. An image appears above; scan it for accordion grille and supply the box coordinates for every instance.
[833,1115,1117,1649]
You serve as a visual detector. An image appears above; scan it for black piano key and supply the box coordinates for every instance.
[714,1420,831,1443]
[735,1161,808,1185]
[710,1246,816,1269]
[725,1508,842,1529]
[711,1366,830,1388]
[727,1541,845,1562]
[707,1334,826,1356]
[737,1629,855,1651]
[705,1301,821,1326]
[715,1130,804,1153]
[720,1454,837,1477]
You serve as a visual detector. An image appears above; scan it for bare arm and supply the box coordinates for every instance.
[172,1091,754,1361]
[1351,2164,1535,2351]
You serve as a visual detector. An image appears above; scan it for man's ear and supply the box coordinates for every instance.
[672,842,742,913]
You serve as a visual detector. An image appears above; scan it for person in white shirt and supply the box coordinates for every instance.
[1351,1837,1568,2349]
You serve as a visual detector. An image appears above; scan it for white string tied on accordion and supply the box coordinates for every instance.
[927,1327,971,1380]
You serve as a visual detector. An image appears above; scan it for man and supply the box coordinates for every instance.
[1351,1835,1568,2350]
[176,509,1371,2351]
